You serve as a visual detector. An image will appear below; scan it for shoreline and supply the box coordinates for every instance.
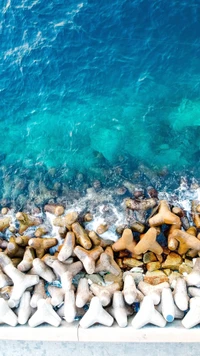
[0,185,200,329]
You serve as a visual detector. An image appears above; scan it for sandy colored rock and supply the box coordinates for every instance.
[103,271,123,289]
[168,271,181,286]
[144,270,169,285]
[179,263,193,275]
[161,252,182,270]
[86,274,104,285]
[163,269,171,276]
[146,261,161,272]
[143,252,157,263]
[122,258,143,268]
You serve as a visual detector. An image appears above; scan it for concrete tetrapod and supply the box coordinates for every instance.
[76,278,92,308]
[30,258,56,283]
[0,298,18,326]
[138,281,170,305]
[122,274,137,305]
[28,298,61,327]
[173,277,189,311]
[17,291,32,325]
[73,245,103,274]
[182,297,200,329]
[30,279,47,308]
[132,295,166,329]
[149,200,180,227]
[63,289,76,323]
[90,282,120,306]
[133,228,163,255]
[107,291,128,328]
[185,258,200,286]
[79,296,114,329]
[0,253,39,308]
[161,287,175,322]
[47,286,65,307]
[58,232,75,261]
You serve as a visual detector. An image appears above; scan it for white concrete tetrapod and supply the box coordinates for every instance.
[131,295,166,329]
[90,282,120,307]
[64,289,76,323]
[182,297,200,329]
[58,232,75,262]
[0,253,39,308]
[173,277,189,311]
[156,301,184,320]
[73,245,103,274]
[185,258,200,286]
[76,277,91,308]
[17,247,35,272]
[188,286,200,297]
[30,258,56,283]
[17,291,32,325]
[138,281,170,305]
[108,291,128,327]
[0,298,18,326]
[28,298,61,327]
[95,252,121,276]
[47,286,65,307]
[0,269,12,288]
[123,274,137,305]
[30,279,47,308]
[161,287,175,322]
[52,260,83,280]
[79,296,114,329]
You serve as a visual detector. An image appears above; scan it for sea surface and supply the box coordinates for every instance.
[1,0,200,208]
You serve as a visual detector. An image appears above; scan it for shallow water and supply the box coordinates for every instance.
[1,0,200,207]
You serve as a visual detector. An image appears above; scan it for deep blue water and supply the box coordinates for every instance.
[1,0,200,207]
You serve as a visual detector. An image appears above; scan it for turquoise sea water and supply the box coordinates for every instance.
[1,0,200,207]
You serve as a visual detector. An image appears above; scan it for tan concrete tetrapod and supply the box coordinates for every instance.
[79,297,114,329]
[182,297,200,329]
[28,299,61,327]
[0,298,18,326]
[132,295,166,329]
